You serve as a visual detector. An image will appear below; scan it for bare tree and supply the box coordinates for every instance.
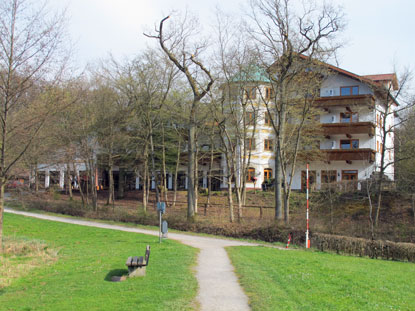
[371,68,414,227]
[145,14,214,221]
[0,0,70,250]
[246,0,344,223]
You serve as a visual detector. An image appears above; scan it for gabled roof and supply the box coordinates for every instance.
[363,74,399,91]
[298,54,399,92]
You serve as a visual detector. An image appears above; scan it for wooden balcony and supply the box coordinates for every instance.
[315,94,375,108]
[322,122,375,137]
[324,148,375,163]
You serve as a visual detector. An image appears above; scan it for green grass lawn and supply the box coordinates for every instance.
[1,213,198,311]
[227,246,415,311]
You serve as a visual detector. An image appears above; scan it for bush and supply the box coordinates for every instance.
[312,233,415,262]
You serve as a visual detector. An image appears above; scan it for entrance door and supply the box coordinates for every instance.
[342,170,358,191]
[301,170,316,192]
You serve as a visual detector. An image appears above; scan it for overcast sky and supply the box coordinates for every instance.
[54,0,414,79]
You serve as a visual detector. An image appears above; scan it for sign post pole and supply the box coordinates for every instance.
[157,202,166,244]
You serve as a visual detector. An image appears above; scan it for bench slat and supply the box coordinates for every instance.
[125,256,133,266]
[132,256,139,266]
[138,256,144,266]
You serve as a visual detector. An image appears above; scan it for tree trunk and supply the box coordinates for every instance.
[207,140,214,209]
[75,165,86,208]
[118,168,125,200]
[227,178,234,223]
[194,144,199,214]
[172,139,181,208]
[274,154,283,220]
[283,191,290,224]
[89,161,98,211]
[66,162,73,200]
[236,188,243,223]
[0,178,4,252]
[149,127,160,203]
[142,144,149,213]
[274,98,286,221]
[367,181,375,239]
[187,122,196,220]
[35,168,39,192]
[107,162,114,205]
[161,125,168,205]
[412,194,415,226]
[375,178,383,227]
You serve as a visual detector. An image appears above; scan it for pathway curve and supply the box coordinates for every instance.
[5,208,283,311]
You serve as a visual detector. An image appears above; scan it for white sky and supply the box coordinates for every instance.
[55,0,415,79]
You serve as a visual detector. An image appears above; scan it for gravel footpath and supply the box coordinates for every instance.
[5,208,283,311]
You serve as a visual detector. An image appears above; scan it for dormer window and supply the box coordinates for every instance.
[340,86,359,96]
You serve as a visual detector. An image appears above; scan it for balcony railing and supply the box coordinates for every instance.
[324,148,375,162]
[315,94,375,108]
[322,122,375,137]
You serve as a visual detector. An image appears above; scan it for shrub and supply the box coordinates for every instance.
[312,233,415,262]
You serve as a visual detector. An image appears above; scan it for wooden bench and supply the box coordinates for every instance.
[125,245,150,276]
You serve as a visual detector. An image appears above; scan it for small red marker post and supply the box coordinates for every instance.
[286,233,291,249]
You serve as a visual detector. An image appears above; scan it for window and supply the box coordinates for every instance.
[247,167,256,182]
[245,111,256,125]
[264,139,273,151]
[245,87,256,100]
[340,86,359,96]
[321,170,337,183]
[340,139,359,149]
[264,168,273,181]
[265,87,274,100]
[377,141,379,152]
[245,138,256,151]
[264,111,271,126]
[342,170,358,181]
[340,112,358,123]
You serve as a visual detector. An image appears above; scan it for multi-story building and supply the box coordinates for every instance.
[226,62,398,191]
[35,62,398,193]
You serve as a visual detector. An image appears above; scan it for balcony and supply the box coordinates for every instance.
[322,122,375,137]
[315,94,375,108]
[324,148,375,163]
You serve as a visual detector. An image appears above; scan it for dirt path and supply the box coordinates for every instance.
[5,208,283,311]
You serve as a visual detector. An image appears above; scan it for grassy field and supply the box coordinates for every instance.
[0,213,198,311]
[227,246,415,311]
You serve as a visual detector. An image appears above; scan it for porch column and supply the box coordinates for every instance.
[168,174,173,190]
[135,176,140,190]
[59,170,65,189]
[151,177,156,190]
[45,170,50,188]
[203,171,207,189]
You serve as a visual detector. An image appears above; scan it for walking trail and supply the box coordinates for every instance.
[5,208,283,311]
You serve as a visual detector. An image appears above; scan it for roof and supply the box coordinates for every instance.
[298,54,399,91]
[230,66,271,83]
[297,55,400,106]
[363,74,399,90]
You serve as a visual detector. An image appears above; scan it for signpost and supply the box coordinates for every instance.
[157,202,166,243]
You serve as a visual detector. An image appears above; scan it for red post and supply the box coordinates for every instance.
[286,233,291,249]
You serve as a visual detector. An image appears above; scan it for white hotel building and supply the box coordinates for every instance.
[224,63,398,191]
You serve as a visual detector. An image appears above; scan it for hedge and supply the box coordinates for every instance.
[312,233,415,262]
